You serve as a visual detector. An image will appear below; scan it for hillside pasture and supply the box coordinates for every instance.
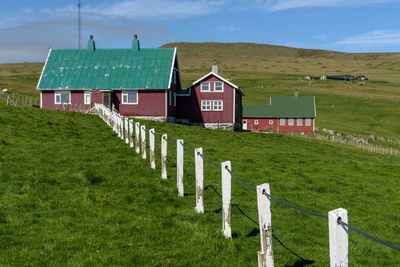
[0,100,399,266]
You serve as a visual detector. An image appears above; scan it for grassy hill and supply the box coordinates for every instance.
[1,42,399,140]
[161,42,400,139]
[0,100,399,266]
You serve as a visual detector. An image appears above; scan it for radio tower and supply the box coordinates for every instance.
[77,0,82,48]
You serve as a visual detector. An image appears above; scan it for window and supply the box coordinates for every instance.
[122,91,138,104]
[168,91,172,106]
[201,82,210,92]
[55,91,70,104]
[269,120,273,125]
[84,91,91,105]
[297,119,303,126]
[254,120,259,125]
[214,82,224,92]
[213,100,223,111]
[305,119,312,126]
[173,70,177,84]
[201,100,212,111]
[279,119,286,126]
[288,119,294,126]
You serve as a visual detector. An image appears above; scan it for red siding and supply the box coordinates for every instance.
[41,91,91,110]
[243,118,314,132]
[91,91,103,105]
[176,75,237,124]
[113,90,166,117]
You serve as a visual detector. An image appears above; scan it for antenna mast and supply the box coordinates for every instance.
[77,0,82,48]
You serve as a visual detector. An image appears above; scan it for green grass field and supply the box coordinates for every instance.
[0,99,399,266]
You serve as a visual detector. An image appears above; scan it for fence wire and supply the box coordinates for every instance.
[338,219,400,251]
[95,104,400,253]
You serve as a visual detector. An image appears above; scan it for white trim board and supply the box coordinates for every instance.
[189,72,244,96]
[36,48,52,90]
[167,48,177,89]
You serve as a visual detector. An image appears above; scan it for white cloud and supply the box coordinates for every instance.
[41,0,226,21]
[215,24,243,32]
[335,30,400,46]
[250,0,399,11]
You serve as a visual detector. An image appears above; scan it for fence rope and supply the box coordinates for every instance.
[198,152,221,167]
[338,218,400,251]
[180,141,195,153]
[226,168,257,191]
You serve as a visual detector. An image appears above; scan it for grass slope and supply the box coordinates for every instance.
[0,101,399,266]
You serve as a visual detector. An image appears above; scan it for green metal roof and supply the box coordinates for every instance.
[243,96,316,118]
[37,47,176,90]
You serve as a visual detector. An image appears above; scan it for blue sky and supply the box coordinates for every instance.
[1,0,400,62]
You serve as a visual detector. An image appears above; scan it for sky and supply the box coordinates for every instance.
[1,0,400,62]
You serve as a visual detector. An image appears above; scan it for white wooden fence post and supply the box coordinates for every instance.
[117,115,121,137]
[329,208,348,267]
[149,128,156,169]
[120,116,124,140]
[194,148,204,213]
[141,125,147,159]
[161,134,168,179]
[221,161,232,238]
[177,139,184,197]
[125,117,129,144]
[135,122,140,154]
[256,183,274,267]
[129,120,134,148]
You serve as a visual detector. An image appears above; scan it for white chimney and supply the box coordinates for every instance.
[212,64,219,75]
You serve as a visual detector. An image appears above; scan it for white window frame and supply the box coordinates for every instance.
[201,100,212,111]
[201,82,210,92]
[84,91,91,105]
[254,120,259,125]
[279,119,286,126]
[121,91,138,105]
[269,120,273,125]
[214,82,224,92]
[288,119,294,126]
[54,91,71,104]
[297,119,303,126]
[305,118,312,126]
[213,100,223,111]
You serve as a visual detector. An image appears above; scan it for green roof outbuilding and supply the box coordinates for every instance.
[243,96,316,118]
[37,39,176,90]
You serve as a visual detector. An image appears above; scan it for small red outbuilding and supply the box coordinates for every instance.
[242,94,316,133]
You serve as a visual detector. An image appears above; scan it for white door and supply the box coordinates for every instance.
[242,120,247,130]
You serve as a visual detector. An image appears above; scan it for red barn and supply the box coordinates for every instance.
[242,94,316,133]
[175,66,244,130]
[36,35,181,122]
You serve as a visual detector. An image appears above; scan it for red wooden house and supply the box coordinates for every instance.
[242,93,316,133]
[175,65,244,130]
[37,35,181,122]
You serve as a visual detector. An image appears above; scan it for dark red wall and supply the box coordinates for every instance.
[42,90,166,117]
[91,91,103,105]
[176,75,237,123]
[112,90,166,117]
[242,118,314,132]
[41,91,91,110]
